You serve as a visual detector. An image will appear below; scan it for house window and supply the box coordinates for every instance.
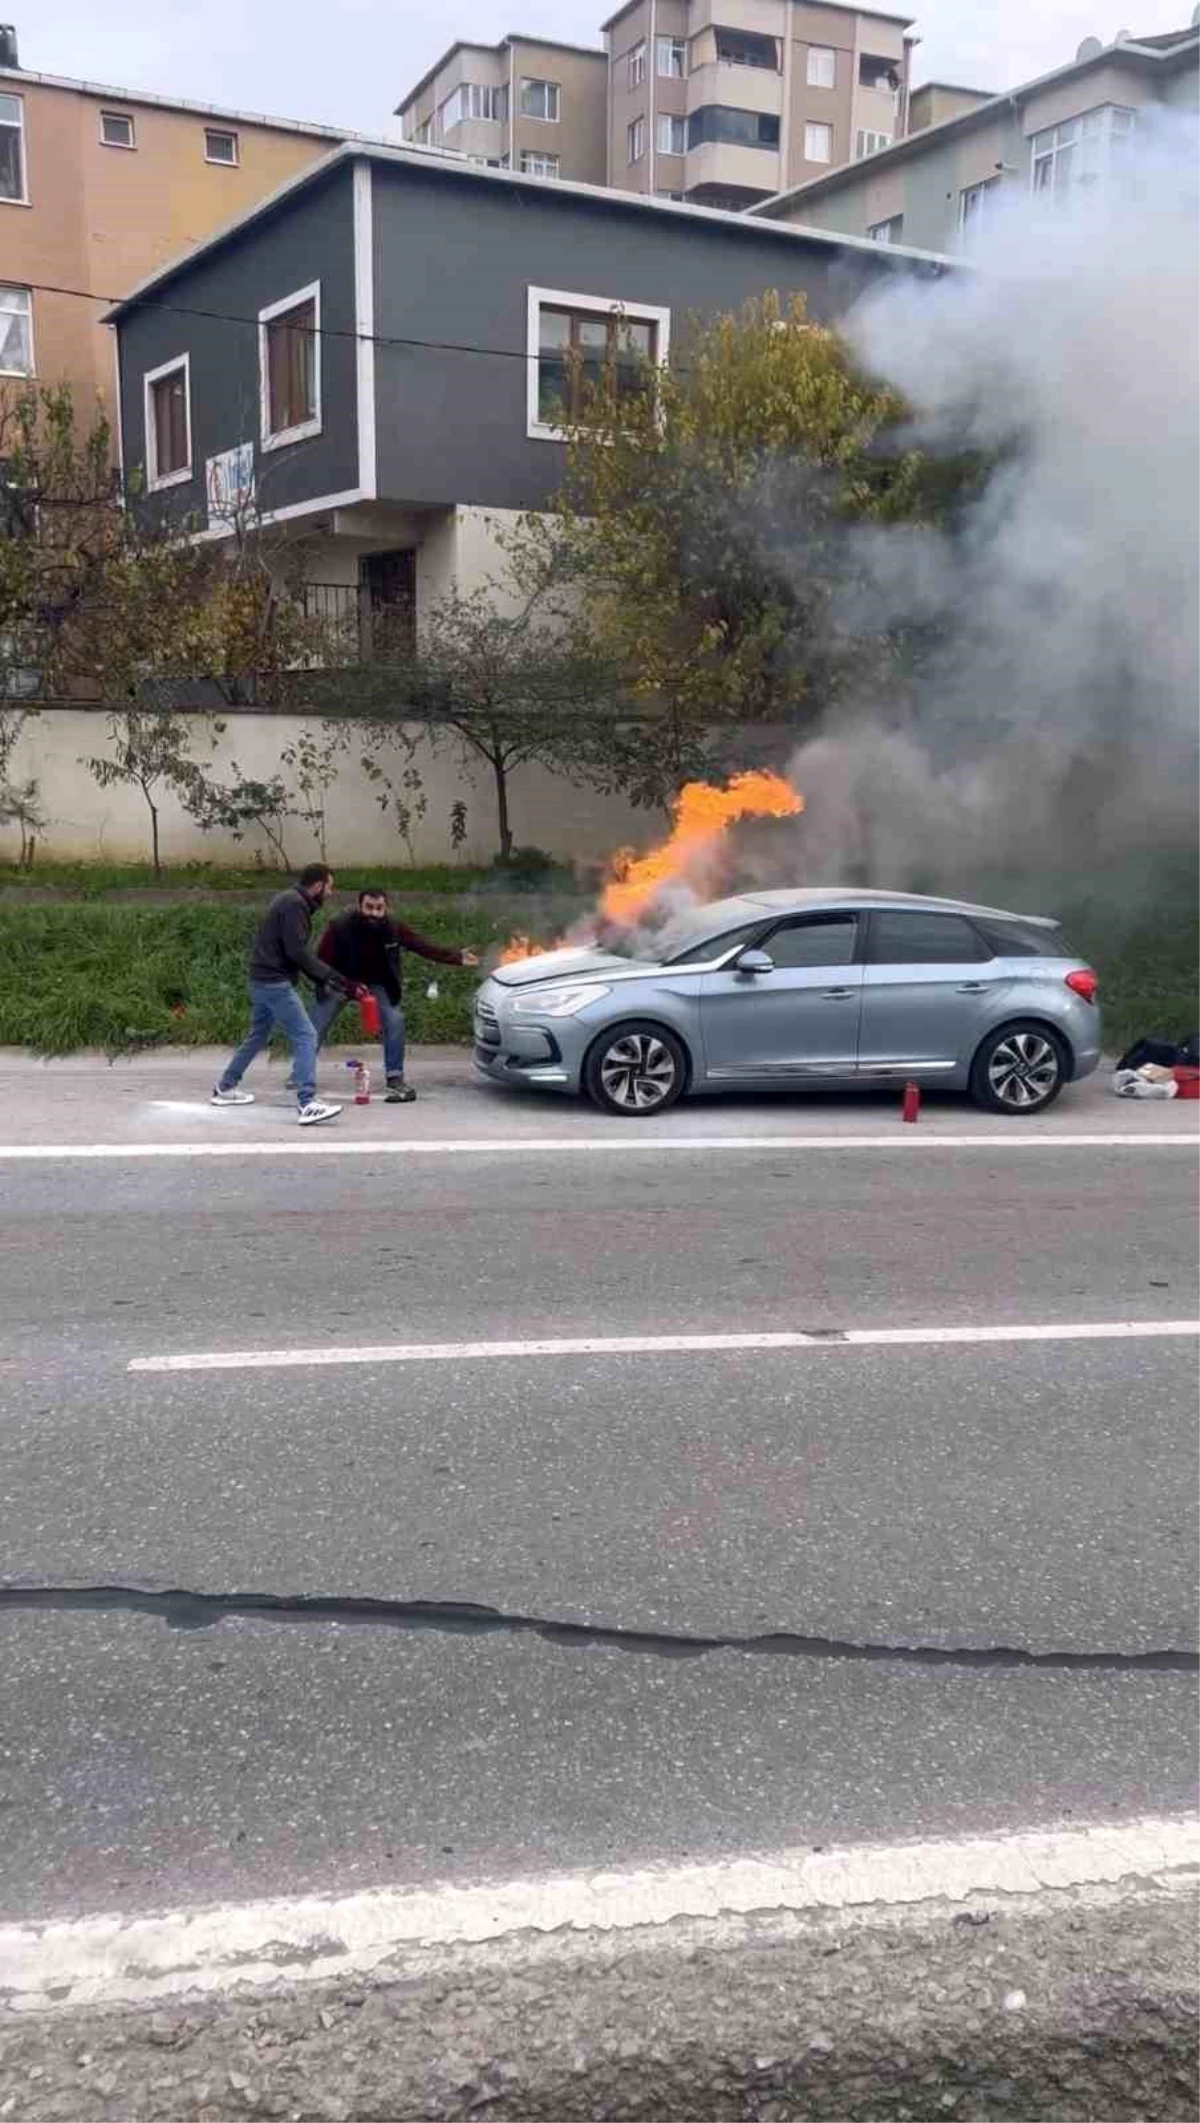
[688,105,780,150]
[144,355,192,490]
[528,286,670,437]
[804,121,833,162]
[627,115,645,163]
[519,78,560,122]
[1031,105,1136,194]
[713,28,778,69]
[0,285,33,375]
[204,126,238,165]
[439,82,506,129]
[100,110,136,149]
[855,128,891,158]
[628,40,646,87]
[858,53,900,92]
[657,35,686,76]
[806,46,835,88]
[259,283,321,448]
[520,150,560,177]
[0,90,25,202]
[414,116,432,145]
[867,214,903,243]
[657,113,686,156]
[959,175,999,237]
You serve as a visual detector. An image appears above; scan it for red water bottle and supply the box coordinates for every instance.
[346,1059,371,1105]
[358,992,381,1037]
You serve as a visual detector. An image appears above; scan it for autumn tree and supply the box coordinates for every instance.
[517,292,976,796]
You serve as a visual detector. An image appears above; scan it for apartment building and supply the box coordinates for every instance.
[0,29,361,421]
[395,35,608,184]
[605,0,913,208]
[753,21,1199,250]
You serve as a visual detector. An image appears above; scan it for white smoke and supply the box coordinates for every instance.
[780,111,1200,902]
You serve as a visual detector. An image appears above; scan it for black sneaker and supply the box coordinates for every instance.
[385,1076,416,1103]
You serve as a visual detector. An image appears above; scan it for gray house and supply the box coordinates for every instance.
[108,144,950,628]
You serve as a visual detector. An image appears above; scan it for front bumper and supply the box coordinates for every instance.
[472,998,579,1091]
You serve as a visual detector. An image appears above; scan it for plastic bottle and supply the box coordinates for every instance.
[426,981,439,1001]
[346,1058,371,1105]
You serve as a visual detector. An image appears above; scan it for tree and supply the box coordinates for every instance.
[316,582,621,863]
[82,707,212,878]
[521,292,975,788]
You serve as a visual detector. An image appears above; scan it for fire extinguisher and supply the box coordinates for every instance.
[901,1081,920,1123]
[358,991,381,1037]
[346,1058,371,1105]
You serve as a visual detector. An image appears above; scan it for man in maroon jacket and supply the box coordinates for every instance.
[311,887,478,1102]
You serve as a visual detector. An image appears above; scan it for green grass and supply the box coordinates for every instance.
[0,882,1192,1059]
[0,898,586,1055]
[0,859,495,899]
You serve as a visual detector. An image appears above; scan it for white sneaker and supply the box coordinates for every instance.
[211,1086,254,1106]
[298,1100,342,1127]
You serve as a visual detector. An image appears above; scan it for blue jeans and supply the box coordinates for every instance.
[219,981,317,1109]
[310,984,406,1079]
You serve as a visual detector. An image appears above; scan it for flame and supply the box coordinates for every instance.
[600,770,804,927]
[494,771,804,965]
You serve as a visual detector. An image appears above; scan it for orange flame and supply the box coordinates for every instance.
[494,770,804,964]
[600,770,804,928]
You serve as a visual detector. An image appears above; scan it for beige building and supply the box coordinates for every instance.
[0,33,366,423]
[395,36,609,184]
[754,21,1199,251]
[604,0,913,208]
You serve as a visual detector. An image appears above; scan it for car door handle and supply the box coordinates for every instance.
[821,987,856,999]
[956,981,990,993]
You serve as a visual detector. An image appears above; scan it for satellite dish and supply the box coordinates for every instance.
[1076,34,1103,58]
[1114,26,1130,39]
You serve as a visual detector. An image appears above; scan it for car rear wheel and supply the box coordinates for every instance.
[584,1022,687,1117]
[970,1022,1068,1115]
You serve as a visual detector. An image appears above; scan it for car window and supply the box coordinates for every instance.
[974,918,1068,958]
[868,911,990,965]
[666,921,765,966]
[760,915,858,968]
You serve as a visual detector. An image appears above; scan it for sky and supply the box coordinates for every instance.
[11,0,1196,135]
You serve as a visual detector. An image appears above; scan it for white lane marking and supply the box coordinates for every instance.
[129,1319,1200,1375]
[1,1814,1194,2013]
[2,1132,1197,1160]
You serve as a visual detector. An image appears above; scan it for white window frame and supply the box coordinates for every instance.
[867,215,902,244]
[628,39,647,87]
[519,150,560,177]
[1031,104,1135,194]
[804,121,833,163]
[0,89,27,205]
[258,280,322,452]
[519,78,561,122]
[806,46,835,89]
[204,126,239,166]
[958,175,999,235]
[657,35,686,77]
[855,127,892,159]
[656,112,685,157]
[627,114,645,164]
[0,284,34,377]
[526,284,671,442]
[100,110,136,149]
[143,353,193,492]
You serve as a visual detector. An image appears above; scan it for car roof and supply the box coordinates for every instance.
[700,887,1059,928]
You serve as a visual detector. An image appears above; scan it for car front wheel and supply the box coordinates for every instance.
[584,1022,687,1117]
[970,1022,1068,1115]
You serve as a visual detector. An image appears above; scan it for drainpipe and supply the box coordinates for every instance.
[649,0,657,192]
[508,44,516,168]
[778,0,792,192]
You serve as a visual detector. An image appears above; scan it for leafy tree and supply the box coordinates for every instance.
[520,292,978,789]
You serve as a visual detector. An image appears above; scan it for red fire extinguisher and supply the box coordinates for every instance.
[358,991,381,1037]
[901,1081,920,1123]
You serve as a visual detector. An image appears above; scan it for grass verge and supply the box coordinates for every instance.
[0,889,1193,1060]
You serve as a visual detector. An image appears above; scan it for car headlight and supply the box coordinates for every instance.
[510,982,612,1018]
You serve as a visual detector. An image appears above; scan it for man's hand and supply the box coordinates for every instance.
[460,950,480,968]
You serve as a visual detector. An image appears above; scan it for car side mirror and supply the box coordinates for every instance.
[734,948,774,976]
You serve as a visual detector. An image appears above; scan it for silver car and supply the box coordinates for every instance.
[473,888,1102,1118]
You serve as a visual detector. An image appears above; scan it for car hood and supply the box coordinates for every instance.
[489,946,643,989]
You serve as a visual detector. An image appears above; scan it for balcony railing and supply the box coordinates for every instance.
[299,582,415,662]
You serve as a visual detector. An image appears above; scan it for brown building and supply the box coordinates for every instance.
[0,32,367,423]
[395,35,609,184]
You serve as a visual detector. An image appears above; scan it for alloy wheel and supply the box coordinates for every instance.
[598,1033,678,1112]
[987,1031,1061,1110]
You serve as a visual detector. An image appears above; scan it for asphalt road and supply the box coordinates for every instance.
[1,1050,1197,1928]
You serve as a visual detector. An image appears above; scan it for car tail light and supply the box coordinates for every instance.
[1065,969,1099,1004]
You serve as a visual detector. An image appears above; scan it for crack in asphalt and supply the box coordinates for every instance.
[1,1586,1196,1671]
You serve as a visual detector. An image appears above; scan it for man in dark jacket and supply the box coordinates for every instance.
[212,863,361,1127]
[311,887,478,1102]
